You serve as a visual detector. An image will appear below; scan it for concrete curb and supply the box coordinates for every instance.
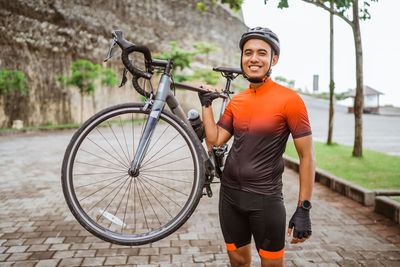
[283,154,400,224]
[283,155,376,206]
[375,196,400,224]
[375,190,400,196]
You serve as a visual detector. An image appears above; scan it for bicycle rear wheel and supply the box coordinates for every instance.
[62,103,205,246]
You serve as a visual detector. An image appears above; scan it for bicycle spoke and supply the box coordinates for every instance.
[133,179,137,233]
[138,177,173,218]
[140,156,191,171]
[80,148,127,169]
[95,128,130,168]
[76,173,128,189]
[132,114,136,159]
[107,121,130,164]
[122,177,133,233]
[141,124,172,166]
[140,177,183,209]
[75,161,126,172]
[79,175,126,203]
[143,169,195,173]
[87,176,129,213]
[108,176,132,231]
[120,117,131,161]
[87,135,129,169]
[141,143,186,169]
[74,171,125,176]
[140,173,189,196]
[137,178,161,226]
[139,172,191,184]
[97,176,130,224]
[136,178,149,231]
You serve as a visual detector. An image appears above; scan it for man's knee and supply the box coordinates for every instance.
[227,244,251,267]
[260,256,284,267]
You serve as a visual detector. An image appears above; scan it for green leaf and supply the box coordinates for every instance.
[197,2,206,13]
[193,69,221,85]
[57,59,117,96]
[0,69,28,96]
[277,0,289,9]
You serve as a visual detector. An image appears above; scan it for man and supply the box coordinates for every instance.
[198,27,316,267]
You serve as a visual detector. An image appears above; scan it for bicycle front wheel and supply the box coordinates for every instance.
[62,103,205,246]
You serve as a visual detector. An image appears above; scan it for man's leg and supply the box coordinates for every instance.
[227,244,252,267]
[219,186,252,267]
[251,194,286,267]
[260,257,284,267]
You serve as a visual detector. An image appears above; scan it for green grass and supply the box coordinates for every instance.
[0,123,81,132]
[285,141,400,191]
[392,197,400,203]
[0,119,150,132]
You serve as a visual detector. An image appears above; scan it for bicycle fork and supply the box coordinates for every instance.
[128,74,171,176]
[128,73,212,176]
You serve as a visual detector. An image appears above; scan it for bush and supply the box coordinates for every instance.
[57,60,117,95]
[193,69,221,85]
[0,69,28,96]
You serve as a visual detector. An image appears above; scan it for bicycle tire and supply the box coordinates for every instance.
[61,103,205,246]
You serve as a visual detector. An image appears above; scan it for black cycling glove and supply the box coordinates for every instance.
[288,206,312,239]
[198,91,220,107]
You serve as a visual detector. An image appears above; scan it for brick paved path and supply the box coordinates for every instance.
[1,130,400,266]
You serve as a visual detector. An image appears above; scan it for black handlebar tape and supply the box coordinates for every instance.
[121,46,152,80]
[132,76,151,98]
[113,30,153,79]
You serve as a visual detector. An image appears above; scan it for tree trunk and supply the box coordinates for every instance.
[91,93,97,114]
[352,0,364,157]
[80,92,84,123]
[327,0,335,145]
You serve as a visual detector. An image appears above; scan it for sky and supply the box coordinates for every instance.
[241,0,400,107]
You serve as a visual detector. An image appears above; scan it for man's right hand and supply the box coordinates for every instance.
[198,91,220,107]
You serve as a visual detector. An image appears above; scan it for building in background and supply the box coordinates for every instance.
[344,86,383,114]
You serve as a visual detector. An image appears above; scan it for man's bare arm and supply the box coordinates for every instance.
[202,106,231,147]
[287,134,315,244]
[293,135,315,204]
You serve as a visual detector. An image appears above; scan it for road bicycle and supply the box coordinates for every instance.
[61,30,242,246]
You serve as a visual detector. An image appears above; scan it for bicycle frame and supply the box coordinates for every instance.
[128,70,230,180]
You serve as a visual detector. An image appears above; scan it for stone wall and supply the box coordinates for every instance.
[0,0,247,127]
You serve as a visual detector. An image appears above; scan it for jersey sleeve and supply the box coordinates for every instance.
[217,101,234,135]
[285,93,312,139]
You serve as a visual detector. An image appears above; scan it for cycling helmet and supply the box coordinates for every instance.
[239,27,280,82]
[239,27,280,57]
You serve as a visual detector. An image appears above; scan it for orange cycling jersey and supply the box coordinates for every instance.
[217,78,312,195]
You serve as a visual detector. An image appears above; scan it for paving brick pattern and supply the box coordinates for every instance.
[1,130,400,266]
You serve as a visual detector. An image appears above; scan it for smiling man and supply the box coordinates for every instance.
[198,27,316,267]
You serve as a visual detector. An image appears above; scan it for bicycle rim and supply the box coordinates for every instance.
[62,103,205,245]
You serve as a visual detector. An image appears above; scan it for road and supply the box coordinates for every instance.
[301,94,400,157]
[0,129,400,266]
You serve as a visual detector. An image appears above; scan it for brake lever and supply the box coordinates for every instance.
[119,59,134,87]
[119,67,128,87]
[104,37,117,62]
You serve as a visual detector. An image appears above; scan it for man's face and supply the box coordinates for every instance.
[242,39,278,81]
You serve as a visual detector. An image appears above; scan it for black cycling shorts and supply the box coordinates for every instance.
[219,185,286,259]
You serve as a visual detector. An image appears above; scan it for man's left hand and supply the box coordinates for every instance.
[287,206,312,244]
